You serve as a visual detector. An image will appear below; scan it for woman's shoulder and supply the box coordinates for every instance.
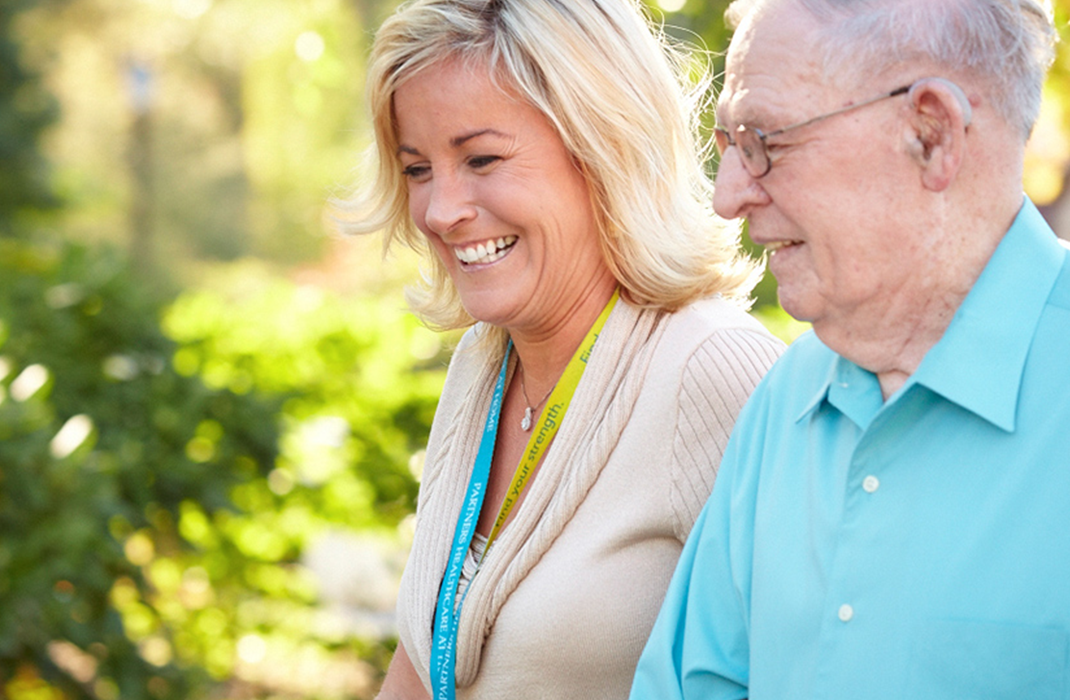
[624,298,784,540]
[422,325,499,480]
[669,295,779,337]
[654,296,785,366]
[625,296,785,426]
[440,324,499,385]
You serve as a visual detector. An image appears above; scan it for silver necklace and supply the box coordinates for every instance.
[518,363,555,431]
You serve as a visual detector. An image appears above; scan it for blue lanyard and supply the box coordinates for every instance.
[430,341,512,700]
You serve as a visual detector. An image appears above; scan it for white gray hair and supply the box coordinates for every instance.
[728,0,1057,140]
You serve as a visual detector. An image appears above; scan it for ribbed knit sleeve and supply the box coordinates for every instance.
[670,327,785,541]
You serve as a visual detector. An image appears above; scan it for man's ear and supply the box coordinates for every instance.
[904,77,972,191]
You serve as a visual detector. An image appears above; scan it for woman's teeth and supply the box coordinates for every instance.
[455,235,518,264]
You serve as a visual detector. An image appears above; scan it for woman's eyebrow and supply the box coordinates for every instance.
[450,128,509,148]
[397,128,510,157]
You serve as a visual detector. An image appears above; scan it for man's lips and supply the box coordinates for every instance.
[764,240,803,253]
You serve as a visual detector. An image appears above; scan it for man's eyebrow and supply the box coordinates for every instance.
[714,97,732,127]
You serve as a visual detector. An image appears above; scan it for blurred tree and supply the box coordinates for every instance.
[16,0,374,273]
[0,0,63,237]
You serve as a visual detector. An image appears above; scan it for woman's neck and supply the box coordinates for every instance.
[508,273,618,397]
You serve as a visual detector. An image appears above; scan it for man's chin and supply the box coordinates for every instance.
[775,289,816,325]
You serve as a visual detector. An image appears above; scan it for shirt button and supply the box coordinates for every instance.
[838,604,854,622]
[862,475,880,493]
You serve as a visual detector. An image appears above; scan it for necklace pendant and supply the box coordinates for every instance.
[521,406,533,431]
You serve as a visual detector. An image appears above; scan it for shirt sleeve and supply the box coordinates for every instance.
[631,380,769,700]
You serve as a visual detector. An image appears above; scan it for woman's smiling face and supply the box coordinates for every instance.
[393,58,612,336]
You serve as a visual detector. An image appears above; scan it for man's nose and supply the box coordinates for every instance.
[712,150,771,221]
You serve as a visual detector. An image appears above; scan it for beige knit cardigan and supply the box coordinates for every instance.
[396,297,784,699]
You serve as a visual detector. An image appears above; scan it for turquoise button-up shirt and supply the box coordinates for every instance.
[631,199,1070,700]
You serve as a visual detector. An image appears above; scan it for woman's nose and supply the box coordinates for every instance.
[422,172,477,235]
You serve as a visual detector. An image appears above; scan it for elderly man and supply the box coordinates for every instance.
[630,0,1067,698]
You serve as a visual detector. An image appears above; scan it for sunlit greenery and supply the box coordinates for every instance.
[3,0,1070,697]
[0,238,447,699]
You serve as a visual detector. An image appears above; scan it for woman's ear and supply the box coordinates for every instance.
[905,77,972,192]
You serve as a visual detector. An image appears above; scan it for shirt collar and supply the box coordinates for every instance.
[798,198,1065,432]
[911,198,1063,431]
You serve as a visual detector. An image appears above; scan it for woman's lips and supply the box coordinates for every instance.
[454,235,518,265]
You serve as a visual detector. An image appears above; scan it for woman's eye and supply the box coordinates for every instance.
[467,155,501,169]
[402,164,431,181]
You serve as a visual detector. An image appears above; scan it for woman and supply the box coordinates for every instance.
[337,0,784,698]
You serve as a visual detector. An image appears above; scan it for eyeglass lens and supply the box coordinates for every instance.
[715,126,770,178]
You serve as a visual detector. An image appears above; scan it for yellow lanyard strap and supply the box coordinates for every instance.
[480,288,620,562]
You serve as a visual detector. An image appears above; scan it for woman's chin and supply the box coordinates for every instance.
[457,295,522,329]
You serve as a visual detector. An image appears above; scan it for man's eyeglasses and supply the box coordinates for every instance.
[714,83,916,179]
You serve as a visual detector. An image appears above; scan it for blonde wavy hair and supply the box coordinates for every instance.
[335,0,761,332]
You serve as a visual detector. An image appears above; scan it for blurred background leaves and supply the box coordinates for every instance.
[0,234,447,699]
[1,0,1069,698]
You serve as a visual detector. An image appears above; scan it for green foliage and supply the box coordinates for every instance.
[0,237,277,699]
[158,269,448,697]
[0,236,447,699]
[163,270,447,527]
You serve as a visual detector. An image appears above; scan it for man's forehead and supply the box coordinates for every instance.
[717,2,825,125]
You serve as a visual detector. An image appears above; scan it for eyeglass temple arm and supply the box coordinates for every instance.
[762,85,911,140]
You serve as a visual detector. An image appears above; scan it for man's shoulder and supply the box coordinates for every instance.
[763,329,835,384]
[1046,242,1070,311]
[735,329,837,420]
